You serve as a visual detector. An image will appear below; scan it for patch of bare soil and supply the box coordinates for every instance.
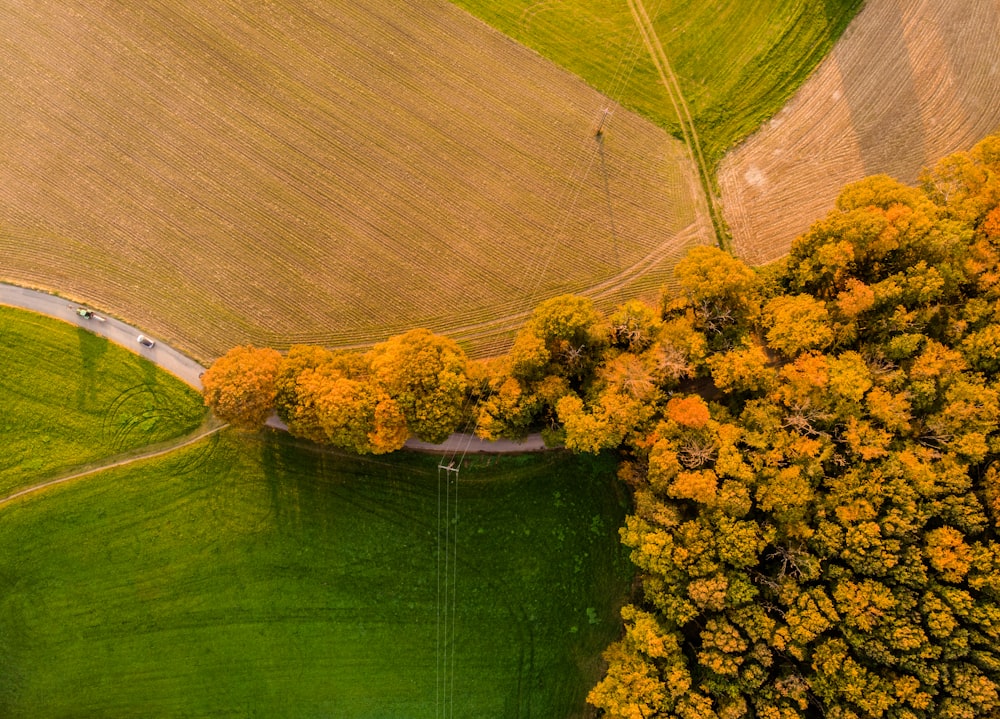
[718,0,1000,265]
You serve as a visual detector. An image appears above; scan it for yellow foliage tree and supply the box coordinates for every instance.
[764,294,833,356]
[707,341,774,394]
[274,344,336,424]
[367,328,468,444]
[925,526,973,583]
[557,390,650,454]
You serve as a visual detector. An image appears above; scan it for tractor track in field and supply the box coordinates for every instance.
[624,0,724,247]
[1,0,707,362]
[717,0,1000,265]
[392,219,710,351]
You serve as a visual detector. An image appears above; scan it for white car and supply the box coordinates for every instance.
[137,335,156,348]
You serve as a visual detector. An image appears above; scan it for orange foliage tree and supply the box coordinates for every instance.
[588,135,1000,719]
[199,134,1000,719]
[201,345,283,429]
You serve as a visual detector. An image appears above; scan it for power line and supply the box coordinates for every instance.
[448,464,459,718]
[436,460,460,717]
[430,7,663,714]
[435,463,443,717]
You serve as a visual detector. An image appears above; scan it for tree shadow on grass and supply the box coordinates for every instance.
[255,434,542,715]
[75,325,107,411]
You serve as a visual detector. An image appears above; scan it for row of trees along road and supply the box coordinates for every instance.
[201,327,468,453]
[202,134,1000,718]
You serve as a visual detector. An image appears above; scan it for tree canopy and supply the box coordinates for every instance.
[201,345,282,429]
[366,328,469,444]
[203,331,469,453]
[584,135,1000,719]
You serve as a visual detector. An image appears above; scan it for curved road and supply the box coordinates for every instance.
[0,282,546,454]
[0,283,206,389]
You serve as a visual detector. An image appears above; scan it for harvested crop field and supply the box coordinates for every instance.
[0,0,711,363]
[718,0,1000,265]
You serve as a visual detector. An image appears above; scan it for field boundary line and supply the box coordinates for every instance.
[0,422,229,509]
[624,0,726,248]
[385,218,708,351]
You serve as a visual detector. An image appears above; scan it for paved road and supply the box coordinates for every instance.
[2,282,547,454]
[0,282,206,389]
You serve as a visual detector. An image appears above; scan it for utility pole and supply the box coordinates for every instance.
[595,107,611,137]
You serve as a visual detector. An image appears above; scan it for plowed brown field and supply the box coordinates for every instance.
[0,0,711,361]
[718,0,1000,265]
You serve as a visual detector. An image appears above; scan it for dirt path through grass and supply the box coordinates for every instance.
[0,421,228,508]
[624,0,722,244]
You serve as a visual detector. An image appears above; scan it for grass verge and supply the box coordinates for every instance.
[0,306,206,497]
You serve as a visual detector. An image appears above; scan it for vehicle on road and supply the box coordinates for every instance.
[137,335,156,348]
[70,306,105,321]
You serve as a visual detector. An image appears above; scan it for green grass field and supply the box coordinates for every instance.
[0,432,631,717]
[451,0,863,165]
[0,306,206,497]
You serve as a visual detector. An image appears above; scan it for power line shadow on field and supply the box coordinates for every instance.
[596,135,622,274]
[435,466,543,719]
[255,434,543,716]
[433,525,537,719]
